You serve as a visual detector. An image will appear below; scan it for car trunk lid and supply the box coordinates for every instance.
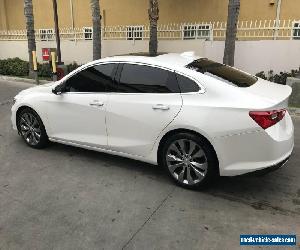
[243,78,292,109]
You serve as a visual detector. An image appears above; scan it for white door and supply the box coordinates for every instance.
[46,63,117,148]
[106,63,183,157]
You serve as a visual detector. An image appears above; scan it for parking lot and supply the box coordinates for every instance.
[0,79,299,250]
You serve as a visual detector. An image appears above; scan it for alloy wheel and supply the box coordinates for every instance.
[166,139,208,185]
[19,112,42,146]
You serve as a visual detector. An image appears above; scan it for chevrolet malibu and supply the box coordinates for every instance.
[11,53,294,189]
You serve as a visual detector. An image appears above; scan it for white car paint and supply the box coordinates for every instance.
[46,92,108,148]
[106,92,182,157]
[11,53,294,176]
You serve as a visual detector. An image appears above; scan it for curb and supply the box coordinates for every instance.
[0,75,51,85]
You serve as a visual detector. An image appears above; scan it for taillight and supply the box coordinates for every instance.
[249,109,286,129]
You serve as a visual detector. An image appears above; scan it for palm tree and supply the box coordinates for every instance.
[223,0,240,66]
[90,0,101,60]
[24,0,36,78]
[148,0,159,56]
[52,0,61,63]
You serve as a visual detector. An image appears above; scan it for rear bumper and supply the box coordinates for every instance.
[241,156,290,176]
[214,113,294,176]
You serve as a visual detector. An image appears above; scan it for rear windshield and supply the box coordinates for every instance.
[186,59,257,87]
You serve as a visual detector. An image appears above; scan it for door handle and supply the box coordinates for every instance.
[89,101,104,107]
[152,104,170,110]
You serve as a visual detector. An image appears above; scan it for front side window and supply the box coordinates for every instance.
[64,64,116,92]
[186,59,257,87]
[118,64,180,93]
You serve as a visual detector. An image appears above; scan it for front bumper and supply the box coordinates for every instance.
[11,103,18,131]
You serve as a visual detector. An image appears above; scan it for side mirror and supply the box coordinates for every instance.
[52,84,65,95]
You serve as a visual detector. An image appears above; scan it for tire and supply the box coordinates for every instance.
[160,132,218,189]
[17,108,49,149]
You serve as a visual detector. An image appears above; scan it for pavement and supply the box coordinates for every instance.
[0,79,299,250]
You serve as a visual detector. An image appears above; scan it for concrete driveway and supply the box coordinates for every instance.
[0,79,299,250]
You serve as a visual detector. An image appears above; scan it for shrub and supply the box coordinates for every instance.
[255,68,300,85]
[255,71,266,80]
[0,57,29,76]
[37,63,52,78]
[67,62,80,73]
[0,58,81,78]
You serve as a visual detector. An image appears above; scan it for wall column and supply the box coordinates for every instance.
[274,0,282,40]
[69,0,74,29]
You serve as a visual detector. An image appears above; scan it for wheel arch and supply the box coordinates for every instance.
[157,128,220,174]
[16,105,47,134]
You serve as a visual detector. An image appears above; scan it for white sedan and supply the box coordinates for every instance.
[11,53,294,189]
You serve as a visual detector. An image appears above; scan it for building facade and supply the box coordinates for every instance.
[0,0,300,30]
[0,0,299,75]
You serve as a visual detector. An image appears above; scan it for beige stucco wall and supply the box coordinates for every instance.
[0,0,8,29]
[1,0,299,30]
[4,0,25,29]
[280,0,300,21]
[1,40,299,74]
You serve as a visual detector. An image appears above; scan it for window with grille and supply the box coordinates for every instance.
[83,27,93,40]
[183,25,211,40]
[40,29,54,41]
[293,22,300,40]
[126,26,143,40]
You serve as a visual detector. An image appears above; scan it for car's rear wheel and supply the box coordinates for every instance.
[160,132,218,189]
[17,108,48,149]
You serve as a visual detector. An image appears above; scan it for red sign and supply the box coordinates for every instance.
[42,48,50,61]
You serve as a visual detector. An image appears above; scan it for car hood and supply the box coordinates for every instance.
[16,82,57,97]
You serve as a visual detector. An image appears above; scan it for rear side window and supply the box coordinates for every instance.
[186,59,257,87]
[65,63,116,92]
[176,74,200,92]
[118,64,180,93]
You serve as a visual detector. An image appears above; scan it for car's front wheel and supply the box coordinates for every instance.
[17,108,48,149]
[161,132,218,189]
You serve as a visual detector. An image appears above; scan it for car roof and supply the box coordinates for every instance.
[85,52,202,71]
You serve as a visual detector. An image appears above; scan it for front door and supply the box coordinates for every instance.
[46,63,117,148]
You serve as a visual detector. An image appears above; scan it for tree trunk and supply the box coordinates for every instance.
[223,0,240,66]
[90,0,101,60]
[24,0,36,77]
[148,0,159,57]
[52,0,61,63]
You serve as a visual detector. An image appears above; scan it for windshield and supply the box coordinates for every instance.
[186,59,257,87]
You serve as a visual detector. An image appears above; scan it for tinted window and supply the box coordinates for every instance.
[118,64,180,93]
[176,74,200,92]
[65,64,116,92]
[186,59,257,87]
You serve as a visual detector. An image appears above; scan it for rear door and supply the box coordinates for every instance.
[106,63,183,157]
